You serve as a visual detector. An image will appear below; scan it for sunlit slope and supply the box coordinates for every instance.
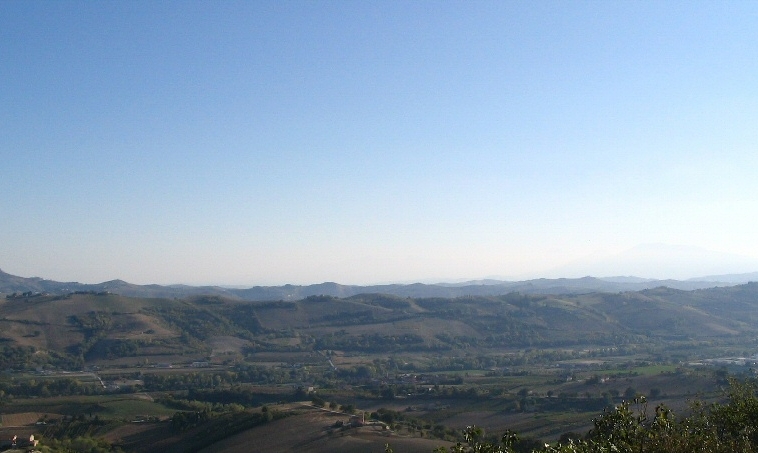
[0,293,177,351]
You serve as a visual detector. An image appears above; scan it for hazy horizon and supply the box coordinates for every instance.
[3,2,757,286]
[3,242,758,287]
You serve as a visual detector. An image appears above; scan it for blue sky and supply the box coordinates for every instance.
[2,1,758,285]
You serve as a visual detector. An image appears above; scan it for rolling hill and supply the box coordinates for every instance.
[3,282,758,369]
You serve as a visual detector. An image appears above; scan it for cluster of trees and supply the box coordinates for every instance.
[41,436,122,453]
[185,386,284,407]
[168,406,290,451]
[142,371,239,391]
[0,377,104,398]
[433,328,640,350]
[310,395,354,413]
[41,414,110,440]
[232,364,292,383]
[161,388,294,451]
[222,304,265,333]
[5,291,42,299]
[0,344,38,369]
[142,305,243,344]
[430,379,758,453]
[67,312,114,361]
[169,408,214,432]
[0,344,80,370]
[142,365,302,391]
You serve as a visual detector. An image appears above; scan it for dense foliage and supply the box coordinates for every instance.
[432,379,758,453]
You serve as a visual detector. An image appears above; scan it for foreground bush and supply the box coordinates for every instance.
[432,378,758,453]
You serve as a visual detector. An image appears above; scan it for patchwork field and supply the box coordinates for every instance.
[196,407,455,453]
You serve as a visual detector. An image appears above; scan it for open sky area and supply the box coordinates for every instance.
[2,1,758,286]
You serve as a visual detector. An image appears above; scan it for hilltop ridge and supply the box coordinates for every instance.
[1,269,755,301]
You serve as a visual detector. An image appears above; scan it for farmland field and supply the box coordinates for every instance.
[1,412,46,426]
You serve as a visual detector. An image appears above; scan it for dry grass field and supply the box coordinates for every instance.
[196,407,454,453]
[208,335,253,354]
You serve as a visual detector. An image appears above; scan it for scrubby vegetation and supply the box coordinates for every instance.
[431,379,758,453]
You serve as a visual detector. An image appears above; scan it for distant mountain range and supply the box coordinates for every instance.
[2,268,757,301]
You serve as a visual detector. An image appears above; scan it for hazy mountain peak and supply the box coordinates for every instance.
[544,243,758,281]
[687,272,758,283]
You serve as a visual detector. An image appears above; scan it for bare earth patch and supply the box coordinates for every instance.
[0,412,47,427]
[208,335,253,354]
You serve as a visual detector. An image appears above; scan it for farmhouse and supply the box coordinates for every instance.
[0,434,39,450]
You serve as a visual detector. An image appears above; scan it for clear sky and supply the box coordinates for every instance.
[2,1,758,285]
